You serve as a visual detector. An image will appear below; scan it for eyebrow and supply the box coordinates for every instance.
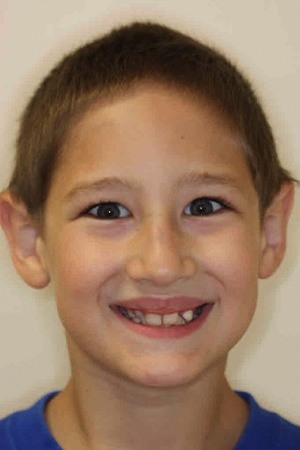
[64,177,140,202]
[64,171,242,202]
[175,171,241,190]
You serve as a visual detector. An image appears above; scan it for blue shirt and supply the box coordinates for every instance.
[0,391,299,449]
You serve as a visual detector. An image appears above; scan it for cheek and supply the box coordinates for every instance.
[49,230,125,301]
[198,222,261,298]
[213,225,260,334]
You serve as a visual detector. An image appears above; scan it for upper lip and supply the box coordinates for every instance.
[112,296,213,314]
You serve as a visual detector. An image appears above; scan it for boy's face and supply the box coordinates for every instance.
[41,84,264,387]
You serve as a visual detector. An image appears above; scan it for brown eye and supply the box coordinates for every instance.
[87,202,131,220]
[184,198,225,216]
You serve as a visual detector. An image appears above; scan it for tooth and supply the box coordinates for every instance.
[132,316,142,324]
[132,310,145,324]
[126,309,135,319]
[176,315,186,325]
[134,310,144,319]
[144,313,162,326]
[181,309,193,322]
[119,307,198,327]
[163,312,180,326]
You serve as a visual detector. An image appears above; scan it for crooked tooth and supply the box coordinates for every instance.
[163,312,180,326]
[181,309,193,322]
[144,313,162,326]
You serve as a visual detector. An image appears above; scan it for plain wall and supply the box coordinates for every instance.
[0,0,299,422]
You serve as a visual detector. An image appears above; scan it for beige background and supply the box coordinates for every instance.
[0,0,299,422]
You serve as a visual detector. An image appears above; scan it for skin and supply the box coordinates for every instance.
[0,83,294,449]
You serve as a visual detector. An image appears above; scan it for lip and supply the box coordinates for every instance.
[111,296,212,314]
[111,302,213,339]
[110,296,215,339]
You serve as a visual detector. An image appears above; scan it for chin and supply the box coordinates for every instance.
[128,359,201,389]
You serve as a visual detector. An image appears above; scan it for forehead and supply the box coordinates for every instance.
[51,83,254,198]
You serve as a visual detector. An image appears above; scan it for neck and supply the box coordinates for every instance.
[46,359,248,450]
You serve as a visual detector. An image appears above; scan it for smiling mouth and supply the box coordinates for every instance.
[111,304,211,327]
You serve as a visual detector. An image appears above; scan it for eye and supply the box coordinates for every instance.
[85,202,131,220]
[183,197,228,216]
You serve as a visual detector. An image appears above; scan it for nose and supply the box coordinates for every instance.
[125,218,196,286]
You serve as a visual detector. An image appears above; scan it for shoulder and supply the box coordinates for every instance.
[235,391,300,450]
[0,392,61,450]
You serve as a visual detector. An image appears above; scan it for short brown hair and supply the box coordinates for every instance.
[8,21,295,219]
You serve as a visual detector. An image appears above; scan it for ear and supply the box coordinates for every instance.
[259,181,294,279]
[0,191,50,289]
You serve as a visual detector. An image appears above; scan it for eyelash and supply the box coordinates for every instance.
[81,197,232,220]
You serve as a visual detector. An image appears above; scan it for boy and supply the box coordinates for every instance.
[0,21,299,450]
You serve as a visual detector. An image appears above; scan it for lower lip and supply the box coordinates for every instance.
[112,305,213,339]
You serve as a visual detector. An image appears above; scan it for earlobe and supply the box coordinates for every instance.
[0,191,50,289]
[259,182,294,279]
